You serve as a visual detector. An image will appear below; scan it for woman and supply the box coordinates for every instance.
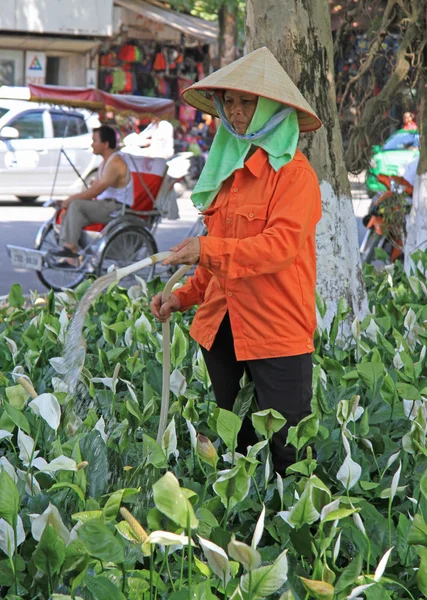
[150,47,322,474]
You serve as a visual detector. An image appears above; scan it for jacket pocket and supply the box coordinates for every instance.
[234,203,269,238]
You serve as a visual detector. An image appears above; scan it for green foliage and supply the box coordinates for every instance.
[0,256,426,597]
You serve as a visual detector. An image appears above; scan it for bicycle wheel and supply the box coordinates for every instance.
[97,226,158,286]
[35,224,86,291]
[360,230,386,264]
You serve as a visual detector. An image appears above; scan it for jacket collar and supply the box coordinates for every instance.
[245,147,269,178]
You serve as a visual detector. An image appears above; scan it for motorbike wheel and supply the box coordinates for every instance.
[35,223,86,291]
[97,226,157,287]
[360,230,386,264]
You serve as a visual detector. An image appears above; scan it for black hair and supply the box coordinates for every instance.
[93,125,117,149]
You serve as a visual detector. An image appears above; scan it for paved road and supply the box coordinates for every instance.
[0,177,371,298]
[0,190,199,297]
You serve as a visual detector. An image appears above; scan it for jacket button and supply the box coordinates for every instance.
[249,212,254,218]
[307,344,312,350]
[206,342,211,349]
[233,187,238,192]
[209,334,213,340]
[227,219,232,225]
[228,292,232,297]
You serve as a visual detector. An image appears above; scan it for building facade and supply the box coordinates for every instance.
[0,0,115,87]
[0,0,218,97]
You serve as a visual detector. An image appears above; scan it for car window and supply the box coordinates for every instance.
[51,113,88,138]
[9,111,44,139]
[383,131,420,151]
[0,108,8,119]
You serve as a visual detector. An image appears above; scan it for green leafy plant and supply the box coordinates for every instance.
[0,254,426,598]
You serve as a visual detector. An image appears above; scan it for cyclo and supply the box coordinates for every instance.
[6,84,185,290]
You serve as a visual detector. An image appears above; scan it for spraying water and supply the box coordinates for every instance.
[63,252,170,391]
[62,251,192,441]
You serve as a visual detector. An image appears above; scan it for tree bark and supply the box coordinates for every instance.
[246,0,368,327]
[219,3,238,67]
[405,4,427,272]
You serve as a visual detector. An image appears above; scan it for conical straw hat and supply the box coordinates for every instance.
[182,46,321,133]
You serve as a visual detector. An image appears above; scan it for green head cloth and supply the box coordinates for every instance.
[191,95,299,211]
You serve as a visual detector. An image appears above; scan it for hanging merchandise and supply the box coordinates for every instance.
[177,77,194,96]
[118,44,142,62]
[100,52,117,67]
[111,69,126,93]
[179,104,196,123]
[111,69,133,94]
[153,50,167,72]
[156,74,170,98]
[196,62,205,80]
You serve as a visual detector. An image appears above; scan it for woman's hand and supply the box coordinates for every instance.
[150,292,181,323]
[162,237,200,266]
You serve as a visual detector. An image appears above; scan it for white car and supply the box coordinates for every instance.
[0,96,101,203]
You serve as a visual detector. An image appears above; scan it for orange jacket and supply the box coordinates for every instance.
[173,148,322,361]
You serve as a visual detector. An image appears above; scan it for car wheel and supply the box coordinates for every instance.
[17,196,39,204]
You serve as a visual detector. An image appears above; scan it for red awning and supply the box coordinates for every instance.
[28,84,175,119]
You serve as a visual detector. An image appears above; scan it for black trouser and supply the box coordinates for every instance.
[201,313,313,475]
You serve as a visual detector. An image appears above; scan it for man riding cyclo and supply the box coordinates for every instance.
[53,124,134,268]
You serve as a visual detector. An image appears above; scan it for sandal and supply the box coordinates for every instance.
[51,247,80,258]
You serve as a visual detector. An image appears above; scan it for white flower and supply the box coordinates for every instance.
[29,393,61,431]
[365,319,379,342]
[337,454,362,490]
[94,417,108,443]
[393,352,404,370]
[0,516,25,557]
[29,504,70,544]
[170,369,187,397]
[17,429,38,467]
[39,455,77,473]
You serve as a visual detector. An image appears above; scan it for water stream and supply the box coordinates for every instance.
[63,271,118,392]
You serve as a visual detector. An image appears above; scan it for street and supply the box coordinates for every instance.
[0,177,371,298]
[0,190,200,296]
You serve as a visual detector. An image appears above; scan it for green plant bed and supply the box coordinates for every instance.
[0,252,427,599]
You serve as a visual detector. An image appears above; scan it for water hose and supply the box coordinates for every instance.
[64,251,192,443]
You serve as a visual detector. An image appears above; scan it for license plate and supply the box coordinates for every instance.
[8,246,44,271]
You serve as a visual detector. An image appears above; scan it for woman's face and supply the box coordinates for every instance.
[223,90,258,134]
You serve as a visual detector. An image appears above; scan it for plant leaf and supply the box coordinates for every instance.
[153,472,198,529]
[0,470,19,527]
[252,504,265,550]
[198,535,231,585]
[240,548,288,598]
[216,409,242,452]
[33,524,66,575]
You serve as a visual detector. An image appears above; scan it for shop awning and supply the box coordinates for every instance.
[0,34,101,53]
[27,84,176,119]
[114,0,218,44]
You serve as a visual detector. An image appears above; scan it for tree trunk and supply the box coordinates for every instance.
[246,0,368,327]
[219,3,238,67]
[405,7,427,273]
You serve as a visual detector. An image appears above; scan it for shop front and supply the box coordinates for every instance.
[0,35,100,88]
[99,0,218,126]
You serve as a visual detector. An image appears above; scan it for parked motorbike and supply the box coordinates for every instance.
[360,173,413,264]
[171,131,208,188]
